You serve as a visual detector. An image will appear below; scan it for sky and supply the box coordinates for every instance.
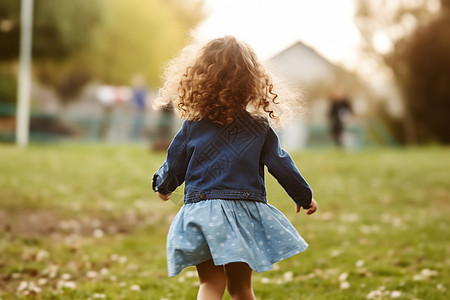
[193,0,362,69]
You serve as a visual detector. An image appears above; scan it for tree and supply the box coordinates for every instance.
[354,0,447,143]
[84,0,205,87]
[0,0,101,61]
[0,0,102,104]
[400,9,450,143]
[0,0,205,105]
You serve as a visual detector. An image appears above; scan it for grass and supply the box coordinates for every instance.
[0,144,449,299]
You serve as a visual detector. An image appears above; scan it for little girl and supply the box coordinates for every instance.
[152,35,318,300]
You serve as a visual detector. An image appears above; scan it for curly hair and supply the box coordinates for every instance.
[156,36,304,126]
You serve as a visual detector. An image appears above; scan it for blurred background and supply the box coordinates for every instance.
[1,0,449,149]
[1,1,450,299]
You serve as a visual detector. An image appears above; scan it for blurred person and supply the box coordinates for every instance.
[96,85,116,140]
[328,86,353,147]
[130,74,148,141]
[96,85,131,141]
[152,36,318,300]
[152,102,174,151]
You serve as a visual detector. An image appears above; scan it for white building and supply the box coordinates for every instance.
[266,41,370,148]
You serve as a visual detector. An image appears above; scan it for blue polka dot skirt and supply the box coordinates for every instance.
[166,199,309,277]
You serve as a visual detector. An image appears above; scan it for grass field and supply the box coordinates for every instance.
[0,145,449,299]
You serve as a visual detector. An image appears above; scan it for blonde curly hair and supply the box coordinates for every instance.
[155,35,305,126]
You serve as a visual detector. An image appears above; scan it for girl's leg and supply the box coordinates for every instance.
[224,262,256,300]
[196,259,226,300]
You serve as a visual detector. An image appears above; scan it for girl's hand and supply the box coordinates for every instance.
[157,192,172,201]
[296,198,318,215]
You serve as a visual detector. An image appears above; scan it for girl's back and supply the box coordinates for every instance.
[184,112,266,198]
[152,35,318,299]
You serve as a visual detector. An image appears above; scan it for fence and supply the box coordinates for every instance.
[0,104,397,148]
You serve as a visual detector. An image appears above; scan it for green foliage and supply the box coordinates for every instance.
[0,0,101,60]
[0,146,449,299]
[0,0,21,61]
[85,0,205,86]
[0,0,205,104]
[0,68,16,105]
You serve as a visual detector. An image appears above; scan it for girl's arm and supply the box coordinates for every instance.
[261,126,313,210]
[152,121,189,196]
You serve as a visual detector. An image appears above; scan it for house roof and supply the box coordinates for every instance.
[266,40,339,84]
[268,40,336,69]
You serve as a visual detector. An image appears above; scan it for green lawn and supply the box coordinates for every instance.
[0,145,449,299]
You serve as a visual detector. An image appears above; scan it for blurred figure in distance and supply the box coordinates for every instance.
[328,86,353,147]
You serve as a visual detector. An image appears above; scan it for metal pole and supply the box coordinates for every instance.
[16,0,34,147]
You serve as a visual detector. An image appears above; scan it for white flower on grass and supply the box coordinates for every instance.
[340,281,350,289]
[30,282,41,293]
[366,290,383,299]
[437,283,445,291]
[93,228,104,238]
[37,278,47,286]
[356,260,365,268]
[11,273,21,279]
[392,217,403,227]
[338,272,348,282]
[92,293,106,298]
[118,256,128,264]
[64,234,81,249]
[61,273,71,281]
[41,265,59,279]
[390,291,402,298]
[413,268,438,281]
[36,250,50,262]
[16,281,28,293]
[178,276,185,283]
[100,268,109,276]
[185,270,197,278]
[87,271,98,279]
[110,254,119,261]
[57,280,76,290]
[413,274,424,281]
[283,271,294,282]
[260,277,270,284]
[421,268,438,277]
[118,282,126,287]
[64,281,77,289]
[130,285,141,292]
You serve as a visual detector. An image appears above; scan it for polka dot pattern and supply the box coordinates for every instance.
[166,199,309,277]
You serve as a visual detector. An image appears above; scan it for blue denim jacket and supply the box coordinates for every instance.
[152,112,313,209]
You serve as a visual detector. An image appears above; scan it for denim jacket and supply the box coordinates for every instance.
[152,112,313,209]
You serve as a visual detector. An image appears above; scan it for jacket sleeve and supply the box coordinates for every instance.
[261,126,313,209]
[152,121,189,195]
